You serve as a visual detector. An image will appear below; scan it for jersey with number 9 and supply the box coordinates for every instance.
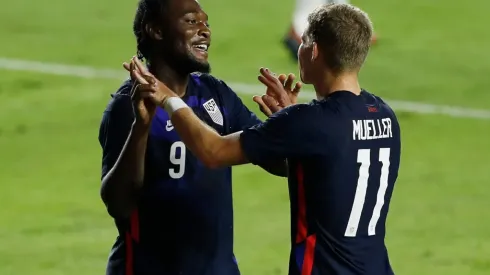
[99,74,261,275]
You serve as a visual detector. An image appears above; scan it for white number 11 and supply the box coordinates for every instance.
[344,148,390,237]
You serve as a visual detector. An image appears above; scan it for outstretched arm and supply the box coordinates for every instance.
[220,79,288,177]
[127,58,307,169]
[171,104,248,168]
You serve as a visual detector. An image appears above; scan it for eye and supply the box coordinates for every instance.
[187,19,197,25]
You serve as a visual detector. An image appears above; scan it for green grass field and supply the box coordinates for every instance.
[0,0,489,274]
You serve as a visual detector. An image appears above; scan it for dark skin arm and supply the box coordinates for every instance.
[100,62,156,218]
[101,123,149,218]
[172,110,247,168]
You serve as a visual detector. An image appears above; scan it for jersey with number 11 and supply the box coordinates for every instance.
[239,90,401,275]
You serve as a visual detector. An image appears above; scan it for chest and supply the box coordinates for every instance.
[143,96,231,187]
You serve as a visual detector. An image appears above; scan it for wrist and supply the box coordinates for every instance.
[132,121,151,135]
[163,97,189,117]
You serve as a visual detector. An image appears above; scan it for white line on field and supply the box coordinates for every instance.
[1,57,489,120]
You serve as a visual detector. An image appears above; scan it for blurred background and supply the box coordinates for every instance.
[0,0,489,274]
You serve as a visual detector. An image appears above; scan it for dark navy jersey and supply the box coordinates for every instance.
[99,74,260,275]
[240,90,401,275]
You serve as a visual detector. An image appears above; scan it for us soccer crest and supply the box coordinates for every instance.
[202,98,224,126]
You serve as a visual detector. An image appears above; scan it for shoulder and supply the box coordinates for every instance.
[191,73,247,108]
[282,101,321,117]
[363,90,398,120]
[104,80,133,114]
[191,73,235,95]
[192,73,227,87]
[268,102,318,125]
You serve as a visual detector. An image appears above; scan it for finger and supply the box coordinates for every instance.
[132,69,150,85]
[259,68,283,87]
[264,74,287,97]
[259,75,288,106]
[258,75,277,91]
[127,61,136,81]
[277,74,287,85]
[131,83,153,99]
[292,82,302,94]
[132,57,156,84]
[258,76,280,99]
[123,62,131,72]
[130,60,135,71]
[133,56,149,75]
[253,95,273,117]
[262,95,282,113]
[284,73,296,91]
[136,83,155,92]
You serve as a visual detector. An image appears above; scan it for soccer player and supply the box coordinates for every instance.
[128,3,401,275]
[284,0,377,60]
[98,0,289,274]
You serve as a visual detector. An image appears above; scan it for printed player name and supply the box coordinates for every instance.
[353,118,392,140]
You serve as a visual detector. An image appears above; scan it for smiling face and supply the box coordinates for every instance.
[155,0,212,75]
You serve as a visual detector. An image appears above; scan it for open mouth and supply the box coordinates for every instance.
[192,44,209,52]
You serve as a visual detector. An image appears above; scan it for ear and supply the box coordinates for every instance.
[311,42,319,62]
[145,24,163,40]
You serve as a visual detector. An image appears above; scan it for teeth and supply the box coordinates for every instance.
[193,44,208,51]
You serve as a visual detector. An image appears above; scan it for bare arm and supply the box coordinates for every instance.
[126,59,293,172]
[101,122,149,219]
[99,76,156,219]
[171,107,248,169]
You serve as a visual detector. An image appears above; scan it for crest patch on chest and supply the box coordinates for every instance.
[202,98,224,126]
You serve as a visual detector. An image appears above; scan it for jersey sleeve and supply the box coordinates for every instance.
[239,104,318,164]
[98,91,135,179]
[218,80,262,131]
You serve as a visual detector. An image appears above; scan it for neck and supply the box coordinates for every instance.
[148,61,189,97]
[313,71,361,100]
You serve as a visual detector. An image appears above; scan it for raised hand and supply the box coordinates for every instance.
[253,68,302,117]
[123,57,178,113]
[122,57,156,127]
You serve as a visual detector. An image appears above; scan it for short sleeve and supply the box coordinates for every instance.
[239,104,319,164]
[218,81,262,131]
[98,92,135,179]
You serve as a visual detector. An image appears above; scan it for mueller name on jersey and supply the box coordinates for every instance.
[352,118,393,140]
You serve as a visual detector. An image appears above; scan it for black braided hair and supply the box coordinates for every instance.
[133,0,170,62]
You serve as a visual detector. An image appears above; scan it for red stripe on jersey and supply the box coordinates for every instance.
[301,234,317,275]
[125,232,134,275]
[130,209,140,242]
[295,164,308,243]
[126,209,140,275]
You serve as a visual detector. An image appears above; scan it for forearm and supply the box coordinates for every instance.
[171,108,223,168]
[101,122,149,218]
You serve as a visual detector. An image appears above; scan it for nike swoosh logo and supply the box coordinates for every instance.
[166,121,174,131]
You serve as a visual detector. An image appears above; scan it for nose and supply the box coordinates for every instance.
[198,23,210,39]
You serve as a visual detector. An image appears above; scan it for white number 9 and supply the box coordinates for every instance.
[169,141,186,179]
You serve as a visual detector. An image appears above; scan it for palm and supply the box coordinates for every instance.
[255,69,302,117]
